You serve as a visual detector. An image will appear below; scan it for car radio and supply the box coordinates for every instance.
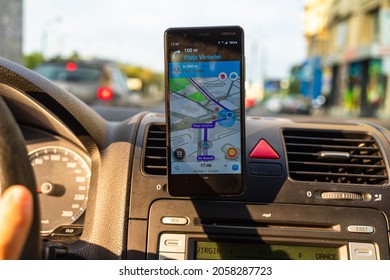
[146,200,389,260]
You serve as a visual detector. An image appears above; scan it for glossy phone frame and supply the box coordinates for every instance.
[165,26,245,196]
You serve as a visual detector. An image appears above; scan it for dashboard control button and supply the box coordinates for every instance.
[159,252,185,260]
[159,233,186,253]
[347,225,375,234]
[249,139,280,159]
[162,217,189,225]
[349,242,377,260]
[321,192,363,201]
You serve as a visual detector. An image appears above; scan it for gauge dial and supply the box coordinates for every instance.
[29,146,90,235]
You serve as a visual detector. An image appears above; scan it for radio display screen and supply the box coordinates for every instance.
[195,241,342,260]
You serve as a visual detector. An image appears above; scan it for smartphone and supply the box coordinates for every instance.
[164,26,245,196]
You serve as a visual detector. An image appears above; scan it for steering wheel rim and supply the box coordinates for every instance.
[0,96,41,259]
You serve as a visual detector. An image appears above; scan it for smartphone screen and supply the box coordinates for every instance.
[165,26,245,196]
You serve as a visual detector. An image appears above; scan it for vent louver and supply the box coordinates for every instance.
[283,129,388,185]
[143,125,167,175]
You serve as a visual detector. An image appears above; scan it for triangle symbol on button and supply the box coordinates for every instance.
[249,139,280,159]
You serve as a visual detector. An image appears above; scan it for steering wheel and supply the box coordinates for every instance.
[0,96,41,259]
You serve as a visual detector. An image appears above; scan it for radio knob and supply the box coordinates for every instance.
[321,192,363,201]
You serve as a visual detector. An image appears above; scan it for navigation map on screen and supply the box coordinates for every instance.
[169,60,242,175]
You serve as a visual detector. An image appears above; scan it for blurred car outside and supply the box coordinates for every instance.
[263,94,312,115]
[34,59,141,107]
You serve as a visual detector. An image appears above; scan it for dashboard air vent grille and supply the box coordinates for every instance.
[283,129,388,185]
[144,125,167,175]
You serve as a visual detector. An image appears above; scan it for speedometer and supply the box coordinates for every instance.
[29,146,91,235]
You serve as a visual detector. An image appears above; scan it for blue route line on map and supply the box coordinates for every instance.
[188,77,234,161]
[189,77,231,112]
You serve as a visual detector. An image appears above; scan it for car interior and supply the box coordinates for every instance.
[0,53,390,260]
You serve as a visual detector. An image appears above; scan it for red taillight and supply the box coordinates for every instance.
[97,87,113,101]
[66,62,77,72]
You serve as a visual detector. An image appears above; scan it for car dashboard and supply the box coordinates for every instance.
[130,114,390,260]
[1,58,390,260]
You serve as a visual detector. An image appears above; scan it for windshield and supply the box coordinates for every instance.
[2,0,388,120]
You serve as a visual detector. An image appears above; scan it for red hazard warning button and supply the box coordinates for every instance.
[249,139,280,159]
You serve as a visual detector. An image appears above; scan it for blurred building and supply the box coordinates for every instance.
[304,0,390,117]
[0,0,23,64]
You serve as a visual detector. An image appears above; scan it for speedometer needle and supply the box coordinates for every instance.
[37,182,65,196]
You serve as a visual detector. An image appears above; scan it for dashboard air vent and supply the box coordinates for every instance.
[143,125,167,175]
[283,129,388,185]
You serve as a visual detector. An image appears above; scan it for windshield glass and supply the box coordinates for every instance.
[2,0,388,120]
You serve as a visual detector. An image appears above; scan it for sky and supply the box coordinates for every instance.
[24,0,306,81]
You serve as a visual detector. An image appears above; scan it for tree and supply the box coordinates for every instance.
[288,64,302,93]
[24,52,45,69]
[120,64,163,94]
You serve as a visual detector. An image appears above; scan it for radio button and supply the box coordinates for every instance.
[162,217,189,225]
[159,252,185,260]
[349,243,377,260]
[347,225,375,234]
[159,233,186,253]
